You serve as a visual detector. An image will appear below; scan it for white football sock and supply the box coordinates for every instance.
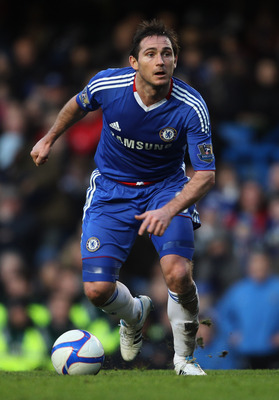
[100,281,142,325]
[167,282,199,363]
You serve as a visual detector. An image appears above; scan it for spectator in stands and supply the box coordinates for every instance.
[0,300,48,371]
[264,193,279,265]
[0,250,33,302]
[226,180,268,270]
[267,163,279,195]
[218,249,279,369]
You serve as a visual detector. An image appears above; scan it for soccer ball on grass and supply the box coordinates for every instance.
[51,329,105,375]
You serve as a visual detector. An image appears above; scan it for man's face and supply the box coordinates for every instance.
[130,35,177,88]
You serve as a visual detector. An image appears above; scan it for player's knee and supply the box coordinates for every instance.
[161,255,193,293]
[84,281,116,307]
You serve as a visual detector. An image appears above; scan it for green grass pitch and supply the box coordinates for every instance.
[1,369,278,400]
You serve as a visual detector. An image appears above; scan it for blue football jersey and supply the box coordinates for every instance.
[76,66,215,182]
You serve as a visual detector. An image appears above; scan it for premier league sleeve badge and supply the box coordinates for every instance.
[197,143,214,163]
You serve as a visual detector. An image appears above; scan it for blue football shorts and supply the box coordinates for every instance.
[81,168,201,282]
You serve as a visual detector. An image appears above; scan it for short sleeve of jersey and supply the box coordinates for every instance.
[186,97,215,171]
[76,70,107,111]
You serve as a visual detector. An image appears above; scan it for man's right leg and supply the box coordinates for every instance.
[81,171,153,361]
[84,280,153,361]
[84,280,142,324]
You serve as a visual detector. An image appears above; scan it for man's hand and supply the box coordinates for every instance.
[30,137,52,166]
[135,171,215,237]
[135,207,172,236]
[30,96,87,167]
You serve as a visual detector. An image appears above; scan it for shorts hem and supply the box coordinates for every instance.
[82,271,118,282]
[82,258,121,283]
[159,248,194,260]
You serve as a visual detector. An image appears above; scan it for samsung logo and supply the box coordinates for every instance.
[111,131,172,151]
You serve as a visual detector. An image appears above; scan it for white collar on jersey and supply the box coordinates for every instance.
[133,77,173,112]
[133,91,167,111]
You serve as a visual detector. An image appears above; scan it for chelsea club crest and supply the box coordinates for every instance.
[159,127,177,142]
[86,237,100,252]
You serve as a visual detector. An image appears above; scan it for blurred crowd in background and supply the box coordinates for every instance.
[1,0,279,371]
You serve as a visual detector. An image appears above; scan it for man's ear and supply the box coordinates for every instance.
[174,55,178,69]
[129,55,138,71]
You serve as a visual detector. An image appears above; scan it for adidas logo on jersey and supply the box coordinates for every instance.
[109,121,121,131]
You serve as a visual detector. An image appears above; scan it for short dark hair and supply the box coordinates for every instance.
[130,19,179,59]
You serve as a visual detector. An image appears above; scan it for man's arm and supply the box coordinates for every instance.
[135,170,215,236]
[30,96,87,166]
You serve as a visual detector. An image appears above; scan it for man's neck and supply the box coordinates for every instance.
[134,74,171,107]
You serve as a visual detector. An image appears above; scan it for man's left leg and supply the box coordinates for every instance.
[160,254,206,375]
